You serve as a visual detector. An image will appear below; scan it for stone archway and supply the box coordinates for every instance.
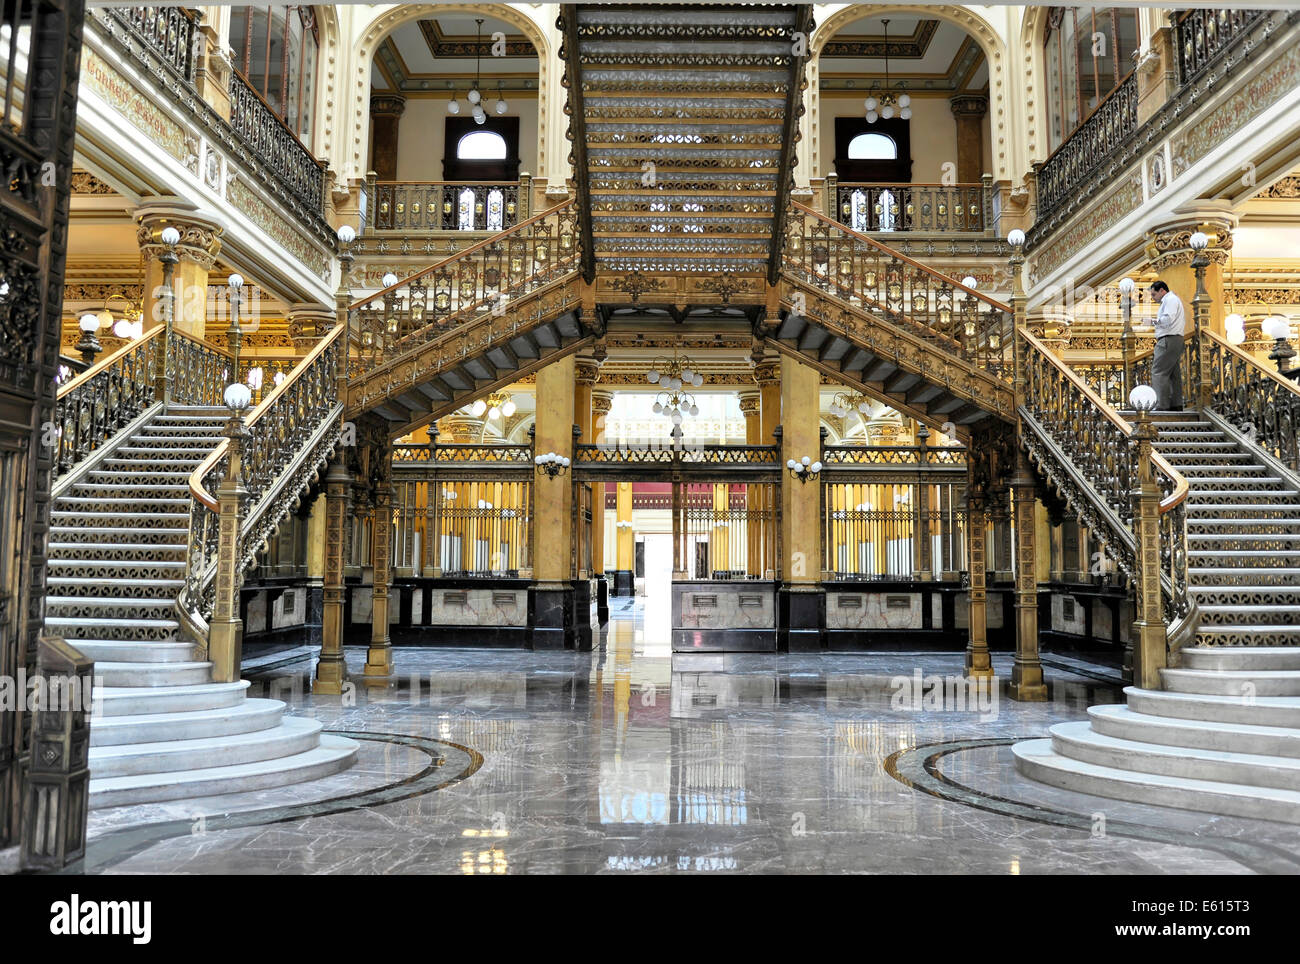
[349,3,553,184]
[809,4,1012,184]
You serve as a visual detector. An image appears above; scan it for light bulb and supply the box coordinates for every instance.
[881,105,894,120]
[866,110,878,124]
[502,400,516,417]
[495,98,507,115]
[447,95,461,115]
[467,87,481,104]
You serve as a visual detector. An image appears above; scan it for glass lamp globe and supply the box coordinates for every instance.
[898,93,910,108]
[671,411,683,425]
[471,399,487,417]
[866,109,878,123]
[1007,229,1026,248]
[689,404,699,416]
[647,369,660,383]
[899,106,912,120]
[502,399,517,417]
[652,401,663,414]
[1128,384,1158,412]
[337,225,356,245]
[961,276,977,289]
[113,318,133,339]
[78,312,99,333]
[467,87,481,105]
[1227,327,1247,345]
[495,98,508,115]
[447,95,461,115]
[382,272,398,288]
[488,406,501,420]
[881,104,895,120]
[1118,277,1135,295]
[160,226,181,247]
[1225,312,1245,330]
[224,382,252,412]
[864,97,878,111]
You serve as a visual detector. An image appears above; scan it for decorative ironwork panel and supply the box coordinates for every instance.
[372,182,522,233]
[1175,9,1267,85]
[228,71,324,214]
[834,183,985,234]
[116,6,196,83]
[1202,329,1300,471]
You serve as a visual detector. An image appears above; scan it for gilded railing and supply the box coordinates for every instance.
[1201,329,1300,471]
[53,328,162,480]
[821,445,966,467]
[783,202,1012,373]
[1019,329,1189,624]
[393,443,533,464]
[1073,351,1155,409]
[828,181,987,234]
[179,326,345,638]
[114,6,197,83]
[348,199,579,380]
[1034,70,1138,227]
[574,444,780,465]
[370,181,524,232]
[228,70,325,214]
[168,330,230,406]
[1175,9,1268,85]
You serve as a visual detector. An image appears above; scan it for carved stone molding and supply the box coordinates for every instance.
[135,204,224,270]
[737,391,760,419]
[1143,221,1234,272]
[949,94,988,118]
[574,357,602,385]
[287,303,337,351]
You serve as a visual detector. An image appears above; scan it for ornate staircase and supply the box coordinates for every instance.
[52,330,356,807]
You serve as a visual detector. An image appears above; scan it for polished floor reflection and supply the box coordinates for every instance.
[65,597,1300,874]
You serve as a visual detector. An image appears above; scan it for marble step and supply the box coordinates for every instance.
[67,639,196,664]
[1088,703,1300,758]
[1050,720,1300,791]
[89,735,358,809]
[1012,738,1300,824]
[1161,667,1300,697]
[94,660,212,687]
[1182,646,1300,671]
[1190,567,1300,585]
[1188,550,1300,567]
[1197,628,1300,646]
[88,716,323,778]
[46,576,184,598]
[1197,605,1300,625]
[1126,686,1300,728]
[89,698,285,747]
[45,615,182,642]
[94,680,250,717]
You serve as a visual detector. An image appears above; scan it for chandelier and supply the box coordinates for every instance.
[647,351,703,424]
[828,389,872,421]
[469,390,516,420]
[864,19,912,123]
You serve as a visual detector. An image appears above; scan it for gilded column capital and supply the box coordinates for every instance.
[369,93,407,117]
[591,390,614,417]
[949,93,988,118]
[1143,219,1234,272]
[737,391,760,419]
[441,416,483,443]
[135,203,223,270]
[753,358,781,387]
[575,357,602,386]
[286,302,336,353]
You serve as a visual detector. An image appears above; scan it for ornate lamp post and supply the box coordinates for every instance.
[786,455,822,483]
[75,312,102,366]
[153,225,180,401]
[1118,276,1137,401]
[1263,315,1297,378]
[209,374,252,683]
[227,272,245,383]
[1126,383,1168,689]
[1189,230,1211,407]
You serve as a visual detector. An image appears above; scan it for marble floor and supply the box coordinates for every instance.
[29,596,1300,874]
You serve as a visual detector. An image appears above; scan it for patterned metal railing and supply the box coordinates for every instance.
[1202,329,1300,470]
[116,6,197,83]
[393,443,533,464]
[1019,328,1189,624]
[168,331,231,406]
[821,445,966,467]
[1073,351,1155,409]
[575,444,780,465]
[180,326,345,637]
[370,181,525,232]
[348,199,579,380]
[1034,71,1138,226]
[53,329,162,480]
[830,182,987,234]
[784,202,1013,373]
[1175,9,1268,85]
[228,70,325,215]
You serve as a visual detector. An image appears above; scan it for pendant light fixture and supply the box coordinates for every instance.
[446,80,461,115]
[469,18,487,125]
[865,19,912,124]
[495,80,509,115]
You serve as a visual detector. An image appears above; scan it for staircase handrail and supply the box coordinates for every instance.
[53,327,164,481]
[178,325,347,644]
[1018,328,1190,630]
[1200,328,1300,471]
[345,199,579,382]
[783,201,1012,371]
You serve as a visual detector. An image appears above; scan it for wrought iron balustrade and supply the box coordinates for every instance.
[1200,329,1300,470]
[228,70,325,215]
[348,199,579,380]
[829,181,987,234]
[114,6,197,83]
[575,443,780,466]
[821,445,966,467]
[181,326,345,639]
[168,331,232,406]
[1019,328,1189,625]
[1072,352,1154,409]
[53,329,162,480]
[370,181,525,232]
[393,442,534,465]
[390,477,533,577]
[784,203,1013,374]
[1175,9,1268,85]
[1034,71,1138,227]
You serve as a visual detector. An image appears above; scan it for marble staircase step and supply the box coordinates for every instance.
[89,735,358,809]
[1088,703,1300,758]
[94,680,251,717]
[88,716,323,778]
[93,660,213,687]
[89,698,285,747]
[1197,604,1300,625]
[1126,685,1300,728]
[1182,646,1300,671]
[70,640,197,663]
[1161,667,1300,697]
[1012,738,1300,824]
[45,615,182,642]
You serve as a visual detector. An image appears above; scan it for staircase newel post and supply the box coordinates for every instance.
[154,228,180,404]
[1129,404,1168,689]
[1190,233,1212,409]
[1119,277,1137,402]
[314,453,351,695]
[209,394,250,684]
[1009,449,1047,700]
[363,432,395,681]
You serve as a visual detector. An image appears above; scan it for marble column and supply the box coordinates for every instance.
[136,202,223,340]
[949,94,988,184]
[1009,450,1047,701]
[778,356,824,651]
[369,94,406,182]
[531,355,576,648]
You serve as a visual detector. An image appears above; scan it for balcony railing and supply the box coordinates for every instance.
[826,178,989,234]
[1034,70,1139,227]
[368,180,528,232]
[118,6,196,83]
[228,71,325,215]
[1175,9,1268,85]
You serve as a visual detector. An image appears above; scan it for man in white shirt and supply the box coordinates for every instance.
[1148,280,1186,411]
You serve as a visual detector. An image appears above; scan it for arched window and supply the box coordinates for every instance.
[1044,6,1140,150]
[457,130,508,161]
[847,132,898,161]
[229,5,319,145]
